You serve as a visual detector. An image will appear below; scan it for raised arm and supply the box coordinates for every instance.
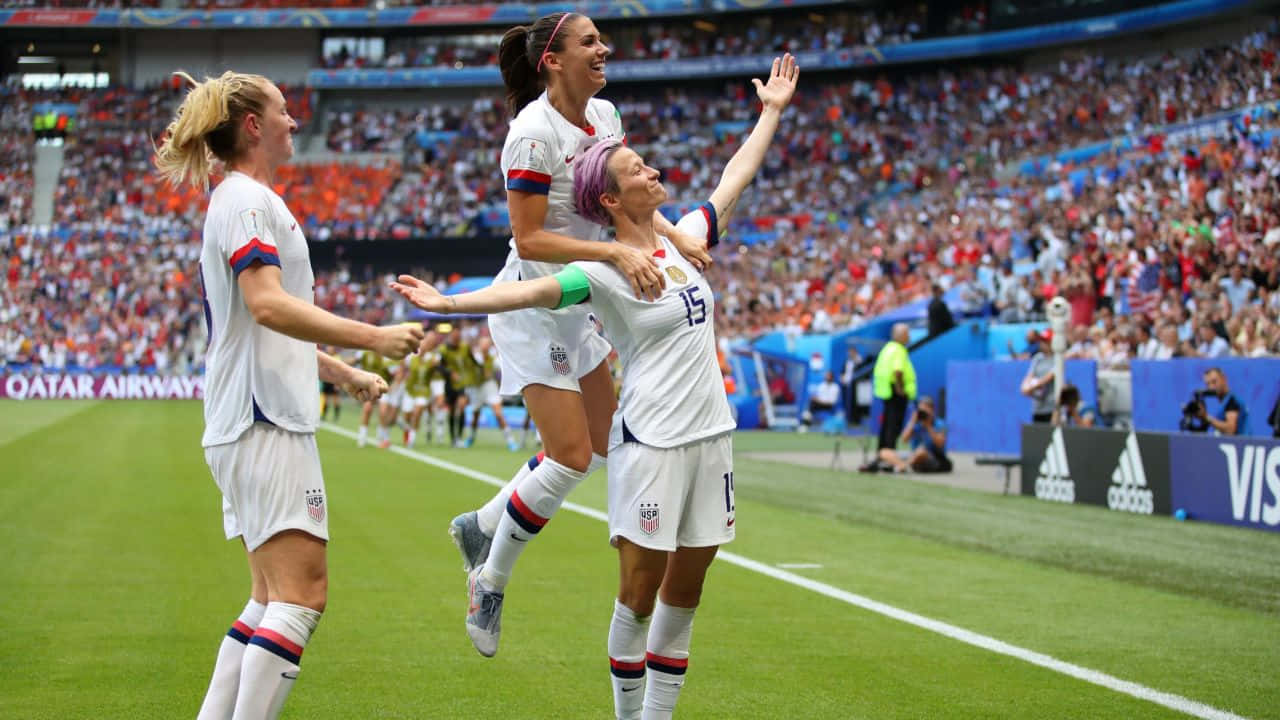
[708,53,799,228]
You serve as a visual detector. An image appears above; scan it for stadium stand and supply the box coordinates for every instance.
[2,12,1280,373]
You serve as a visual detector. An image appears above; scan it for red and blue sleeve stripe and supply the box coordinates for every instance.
[250,627,303,665]
[229,238,280,276]
[507,169,552,195]
[698,201,719,248]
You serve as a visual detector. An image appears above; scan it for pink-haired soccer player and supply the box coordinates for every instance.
[395,54,798,720]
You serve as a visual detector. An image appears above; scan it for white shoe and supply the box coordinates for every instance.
[465,565,503,658]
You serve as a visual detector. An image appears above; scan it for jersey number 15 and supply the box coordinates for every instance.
[679,286,706,327]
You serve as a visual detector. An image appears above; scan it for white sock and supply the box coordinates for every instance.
[477,452,544,536]
[196,598,265,720]
[231,602,321,720]
[479,457,585,590]
[406,429,416,447]
[433,410,447,439]
[588,452,607,476]
[502,426,514,442]
[357,425,368,445]
[376,425,388,443]
[642,601,696,720]
[609,600,650,720]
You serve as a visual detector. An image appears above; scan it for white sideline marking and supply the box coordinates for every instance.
[321,423,1249,720]
[777,563,824,569]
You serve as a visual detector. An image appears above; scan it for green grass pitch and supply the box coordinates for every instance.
[0,400,1277,719]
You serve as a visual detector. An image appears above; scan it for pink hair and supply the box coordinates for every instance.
[573,138,623,226]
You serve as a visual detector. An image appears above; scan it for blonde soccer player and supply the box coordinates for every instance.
[155,70,423,720]
[394,54,798,719]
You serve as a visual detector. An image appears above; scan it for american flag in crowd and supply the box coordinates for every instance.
[1127,261,1162,315]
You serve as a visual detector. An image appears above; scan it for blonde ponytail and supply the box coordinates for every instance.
[154,70,271,190]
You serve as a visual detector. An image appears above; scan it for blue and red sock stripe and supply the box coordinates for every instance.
[226,620,255,645]
[646,652,688,675]
[229,238,280,276]
[250,627,303,665]
[609,657,645,679]
[506,489,548,535]
[506,169,551,195]
[526,451,545,472]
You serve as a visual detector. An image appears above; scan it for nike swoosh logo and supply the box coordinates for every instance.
[726,518,735,527]
[509,533,528,543]
[565,155,574,164]
[620,685,640,693]
[281,672,299,680]
[290,223,297,231]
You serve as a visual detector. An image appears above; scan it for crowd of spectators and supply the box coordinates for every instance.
[322,8,924,71]
[6,25,1280,372]
[0,87,33,235]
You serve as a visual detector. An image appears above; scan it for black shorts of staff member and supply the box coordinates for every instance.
[878,395,908,450]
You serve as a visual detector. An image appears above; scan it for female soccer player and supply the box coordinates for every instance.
[447,10,714,657]
[395,54,798,719]
[154,70,423,720]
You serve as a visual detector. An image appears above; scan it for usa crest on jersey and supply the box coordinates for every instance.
[305,488,326,524]
[549,343,571,375]
[639,502,660,535]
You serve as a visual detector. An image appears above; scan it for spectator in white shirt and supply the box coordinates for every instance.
[801,370,842,428]
[1196,322,1232,358]
[1219,264,1256,311]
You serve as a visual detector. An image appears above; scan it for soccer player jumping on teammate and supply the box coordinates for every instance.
[155,70,423,720]
[443,9,715,658]
[394,53,799,720]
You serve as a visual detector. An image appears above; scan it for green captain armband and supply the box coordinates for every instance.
[553,265,591,309]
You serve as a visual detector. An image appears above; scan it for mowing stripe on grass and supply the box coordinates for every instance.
[320,423,1249,720]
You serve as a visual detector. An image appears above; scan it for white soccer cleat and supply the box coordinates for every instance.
[465,565,504,658]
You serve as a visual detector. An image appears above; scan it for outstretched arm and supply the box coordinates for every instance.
[709,53,799,228]
[390,274,565,315]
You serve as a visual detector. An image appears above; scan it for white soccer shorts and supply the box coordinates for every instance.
[467,380,502,407]
[207,423,329,552]
[402,393,429,414]
[608,432,736,552]
[488,256,611,395]
[429,379,446,399]
[381,383,406,409]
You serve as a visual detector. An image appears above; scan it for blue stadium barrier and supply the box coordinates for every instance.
[946,359,1099,455]
[1131,358,1280,437]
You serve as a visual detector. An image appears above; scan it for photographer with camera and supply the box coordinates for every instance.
[1051,384,1095,428]
[898,396,951,473]
[1180,367,1245,435]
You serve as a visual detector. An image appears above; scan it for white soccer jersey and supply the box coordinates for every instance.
[570,204,733,449]
[199,172,319,447]
[500,91,625,280]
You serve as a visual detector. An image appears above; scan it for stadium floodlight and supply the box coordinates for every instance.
[17,56,56,65]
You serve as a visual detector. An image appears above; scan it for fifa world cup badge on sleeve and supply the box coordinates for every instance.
[239,208,264,240]
[639,503,660,535]
[305,489,326,524]
[549,343,571,375]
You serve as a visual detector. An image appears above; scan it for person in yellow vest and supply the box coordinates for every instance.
[355,349,395,448]
[863,322,916,473]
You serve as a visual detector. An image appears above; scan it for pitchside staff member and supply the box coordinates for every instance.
[863,323,916,473]
[1021,328,1055,423]
[1185,367,1245,436]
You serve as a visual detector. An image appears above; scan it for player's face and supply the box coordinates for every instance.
[606,147,666,217]
[556,16,610,94]
[259,81,297,164]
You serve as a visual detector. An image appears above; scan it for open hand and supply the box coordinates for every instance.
[390,275,452,313]
[752,53,799,112]
[667,225,713,272]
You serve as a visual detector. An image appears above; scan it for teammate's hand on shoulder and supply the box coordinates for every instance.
[667,226,713,272]
[390,275,452,313]
[609,243,666,301]
[342,369,389,403]
[374,322,425,360]
[752,53,799,111]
